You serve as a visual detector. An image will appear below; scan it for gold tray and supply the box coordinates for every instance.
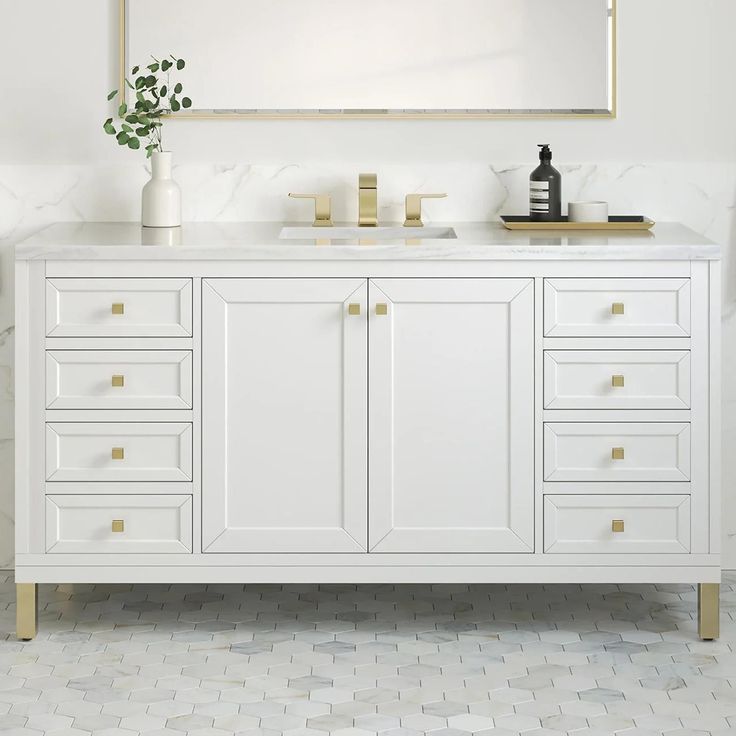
[501,215,655,231]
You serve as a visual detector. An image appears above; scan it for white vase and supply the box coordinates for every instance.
[142,151,181,227]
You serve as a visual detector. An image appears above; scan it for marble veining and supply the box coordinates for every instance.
[0,161,735,569]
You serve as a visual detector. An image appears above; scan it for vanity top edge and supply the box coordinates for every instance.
[15,221,721,261]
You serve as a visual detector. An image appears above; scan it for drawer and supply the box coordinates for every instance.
[46,278,192,337]
[544,423,690,482]
[544,350,690,409]
[46,423,192,482]
[46,351,193,410]
[544,495,690,553]
[45,494,192,553]
[544,279,690,337]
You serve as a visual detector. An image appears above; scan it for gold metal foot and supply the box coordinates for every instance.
[16,583,38,640]
[698,583,719,640]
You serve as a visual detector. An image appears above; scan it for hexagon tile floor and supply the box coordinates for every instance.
[1,572,736,736]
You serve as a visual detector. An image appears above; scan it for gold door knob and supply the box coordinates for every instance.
[111,303,125,315]
[611,447,625,460]
[611,519,625,533]
[348,303,361,316]
[111,520,125,533]
[111,447,125,460]
[376,303,388,316]
[611,302,625,315]
[111,375,125,388]
[611,375,625,388]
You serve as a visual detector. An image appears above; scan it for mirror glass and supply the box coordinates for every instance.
[125,0,615,117]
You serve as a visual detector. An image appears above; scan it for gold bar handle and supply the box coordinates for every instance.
[611,375,625,388]
[348,303,361,316]
[611,302,625,315]
[111,375,125,388]
[611,447,625,460]
[111,447,125,460]
[611,519,625,533]
[111,302,125,315]
[404,193,447,227]
[376,303,388,316]
[288,193,333,227]
[111,520,125,533]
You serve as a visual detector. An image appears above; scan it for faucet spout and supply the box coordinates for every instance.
[358,173,378,227]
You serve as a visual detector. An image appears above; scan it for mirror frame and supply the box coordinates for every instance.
[118,0,616,120]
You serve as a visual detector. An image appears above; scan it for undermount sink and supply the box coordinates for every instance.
[279,225,457,240]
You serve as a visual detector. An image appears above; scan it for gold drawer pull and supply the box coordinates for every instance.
[111,447,125,460]
[111,520,125,533]
[611,447,625,460]
[611,302,625,315]
[348,303,361,316]
[111,303,125,315]
[376,303,388,316]
[611,519,625,533]
[111,375,125,388]
[611,375,625,388]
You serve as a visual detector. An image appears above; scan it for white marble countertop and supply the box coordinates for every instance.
[15,221,720,260]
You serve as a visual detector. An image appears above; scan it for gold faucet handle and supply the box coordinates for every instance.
[404,193,447,227]
[288,193,333,227]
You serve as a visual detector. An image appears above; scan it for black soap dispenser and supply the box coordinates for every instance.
[530,144,562,222]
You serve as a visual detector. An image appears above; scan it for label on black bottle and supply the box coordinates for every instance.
[530,181,550,213]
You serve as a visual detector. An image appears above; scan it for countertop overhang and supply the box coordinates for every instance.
[15,221,720,261]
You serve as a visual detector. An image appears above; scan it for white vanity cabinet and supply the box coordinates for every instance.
[14,222,722,640]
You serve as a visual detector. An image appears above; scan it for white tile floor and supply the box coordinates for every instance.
[1,572,735,736]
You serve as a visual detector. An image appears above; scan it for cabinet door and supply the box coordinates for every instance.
[369,278,535,553]
[202,279,368,553]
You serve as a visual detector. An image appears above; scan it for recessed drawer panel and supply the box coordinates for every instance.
[46,278,192,337]
[544,279,690,337]
[46,351,193,409]
[544,423,690,482]
[46,423,192,482]
[544,495,690,553]
[45,494,192,553]
[544,350,691,409]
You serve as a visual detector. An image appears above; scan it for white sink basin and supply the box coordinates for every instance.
[280,225,457,240]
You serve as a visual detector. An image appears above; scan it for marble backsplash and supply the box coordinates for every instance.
[0,161,734,569]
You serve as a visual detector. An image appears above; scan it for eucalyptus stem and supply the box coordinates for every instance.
[103,54,191,157]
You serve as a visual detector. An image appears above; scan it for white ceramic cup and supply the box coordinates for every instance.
[568,201,609,223]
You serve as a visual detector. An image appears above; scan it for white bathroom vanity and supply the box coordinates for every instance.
[14,221,721,639]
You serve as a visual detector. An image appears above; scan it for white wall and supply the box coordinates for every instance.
[0,0,735,567]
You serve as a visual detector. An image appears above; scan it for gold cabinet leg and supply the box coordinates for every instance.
[698,583,719,640]
[16,583,38,641]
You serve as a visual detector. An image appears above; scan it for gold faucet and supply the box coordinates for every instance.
[358,173,378,227]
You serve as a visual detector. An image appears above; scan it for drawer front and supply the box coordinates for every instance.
[46,494,192,553]
[544,495,690,553]
[46,423,192,482]
[46,351,193,409]
[46,278,192,337]
[544,279,690,337]
[544,423,690,482]
[544,350,691,409]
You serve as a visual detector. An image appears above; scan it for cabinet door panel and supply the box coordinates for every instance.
[369,278,535,553]
[202,278,367,553]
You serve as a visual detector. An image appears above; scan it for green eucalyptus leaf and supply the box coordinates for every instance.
[107,89,118,101]
[131,65,140,74]
[135,76,145,89]
[145,74,156,87]
[103,121,116,135]
[121,123,133,133]
[127,137,141,150]
[160,85,167,97]
[176,58,185,70]
[136,126,149,136]
[118,102,127,116]
[125,113,138,124]
[147,62,159,73]
[161,59,171,72]
[116,131,130,145]
[125,78,134,89]
[174,82,182,94]
[182,97,192,109]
